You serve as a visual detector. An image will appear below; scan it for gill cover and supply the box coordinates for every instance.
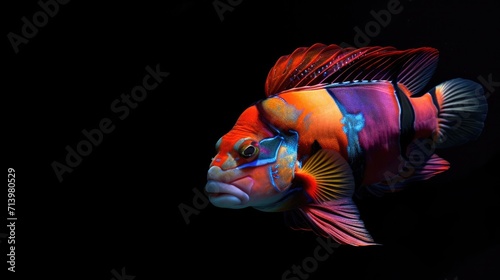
[243,96,303,192]
[239,131,299,192]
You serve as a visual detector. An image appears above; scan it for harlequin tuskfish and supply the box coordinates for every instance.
[205,44,488,246]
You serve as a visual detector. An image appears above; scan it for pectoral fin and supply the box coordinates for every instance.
[286,149,378,246]
[294,149,355,203]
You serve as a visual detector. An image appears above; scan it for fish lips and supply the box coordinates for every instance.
[205,177,253,209]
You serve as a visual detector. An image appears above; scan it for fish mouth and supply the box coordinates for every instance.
[205,178,252,209]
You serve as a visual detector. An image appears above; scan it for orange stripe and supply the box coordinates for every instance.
[276,88,348,159]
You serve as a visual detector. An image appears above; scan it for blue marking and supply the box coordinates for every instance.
[268,165,280,192]
[239,135,283,169]
[341,113,365,159]
[328,90,365,159]
[272,164,280,179]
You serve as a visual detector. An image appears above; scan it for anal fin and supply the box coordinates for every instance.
[364,153,450,197]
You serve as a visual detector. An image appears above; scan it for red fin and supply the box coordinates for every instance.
[408,153,450,181]
[265,44,352,95]
[295,149,355,203]
[265,44,438,96]
[284,198,378,246]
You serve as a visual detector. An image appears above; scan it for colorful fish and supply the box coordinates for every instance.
[204,44,488,246]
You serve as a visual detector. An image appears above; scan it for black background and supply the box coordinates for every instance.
[4,0,500,279]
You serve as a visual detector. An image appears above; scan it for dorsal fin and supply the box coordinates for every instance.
[264,44,439,97]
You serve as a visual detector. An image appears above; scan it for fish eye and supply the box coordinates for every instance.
[239,141,259,158]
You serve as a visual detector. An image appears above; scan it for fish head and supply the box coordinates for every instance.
[205,105,300,210]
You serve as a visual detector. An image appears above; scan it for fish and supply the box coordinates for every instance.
[204,44,488,246]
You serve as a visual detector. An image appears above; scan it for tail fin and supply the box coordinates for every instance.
[431,78,488,148]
